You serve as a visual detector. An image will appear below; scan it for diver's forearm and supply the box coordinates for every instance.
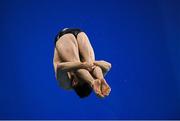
[94,60,112,71]
[57,62,84,72]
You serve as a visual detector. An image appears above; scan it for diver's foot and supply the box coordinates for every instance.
[101,79,111,96]
[92,79,104,98]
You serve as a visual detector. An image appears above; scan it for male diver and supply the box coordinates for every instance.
[53,28,111,98]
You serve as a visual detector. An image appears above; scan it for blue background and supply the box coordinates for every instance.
[0,0,180,119]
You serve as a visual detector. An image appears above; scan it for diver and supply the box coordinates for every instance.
[53,28,111,98]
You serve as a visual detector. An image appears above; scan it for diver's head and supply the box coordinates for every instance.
[73,82,92,98]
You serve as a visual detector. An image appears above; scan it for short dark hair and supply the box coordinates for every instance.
[73,82,92,98]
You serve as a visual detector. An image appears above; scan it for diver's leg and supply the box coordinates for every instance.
[76,32,111,96]
[56,34,103,97]
[92,66,111,96]
[76,32,95,63]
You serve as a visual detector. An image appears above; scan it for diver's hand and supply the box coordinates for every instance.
[82,62,96,71]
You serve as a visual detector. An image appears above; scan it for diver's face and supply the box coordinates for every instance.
[70,72,84,86]
[75,77,85,85]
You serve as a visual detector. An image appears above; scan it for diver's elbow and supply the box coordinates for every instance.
[107,63,112,70]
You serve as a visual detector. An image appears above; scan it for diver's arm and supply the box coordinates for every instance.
[56,62,88,72]
[94,60,112,74]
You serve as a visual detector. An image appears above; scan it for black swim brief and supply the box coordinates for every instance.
[54,28,82,45]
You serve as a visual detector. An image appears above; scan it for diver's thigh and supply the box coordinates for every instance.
[77,32,95,62]
[56,33,80,62]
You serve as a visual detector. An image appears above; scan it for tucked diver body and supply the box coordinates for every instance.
[53,28,111,98]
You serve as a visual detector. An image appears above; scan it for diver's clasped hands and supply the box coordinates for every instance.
[81,61,96,72]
